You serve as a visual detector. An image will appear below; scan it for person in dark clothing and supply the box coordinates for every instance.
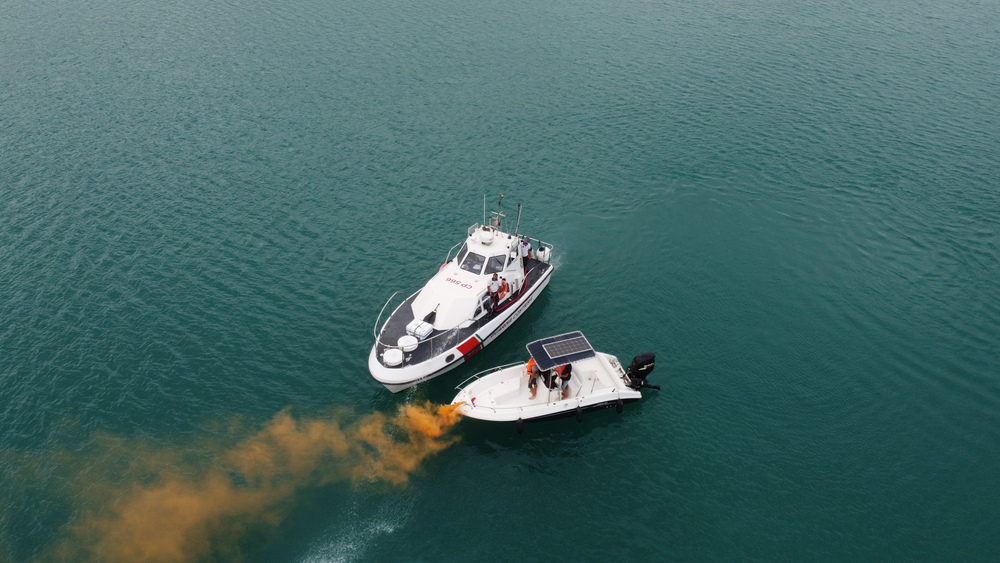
[488,273,501,307]
[557,363,573,399]
[518,237,532,274]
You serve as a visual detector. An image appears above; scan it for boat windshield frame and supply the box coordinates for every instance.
[459,251,486,274]
[455,243,469,266]
[484,254,506,275]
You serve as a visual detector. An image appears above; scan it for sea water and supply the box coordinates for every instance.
[1,0,998,560]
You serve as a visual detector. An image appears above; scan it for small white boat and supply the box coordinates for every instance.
[451,332,658,431]
[369,196,555,392]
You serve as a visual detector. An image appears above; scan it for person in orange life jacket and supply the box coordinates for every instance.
[498,277,509,301]
[526,357,541,399]
[518,237,532,273]
[557,363,573,399]
[488,273,501,307]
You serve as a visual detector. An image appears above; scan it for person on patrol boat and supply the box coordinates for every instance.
[498,277,509,302]
[518,237,532,273]
[488,273,501,307]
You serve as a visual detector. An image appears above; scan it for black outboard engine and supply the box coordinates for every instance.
[626,352,659,390]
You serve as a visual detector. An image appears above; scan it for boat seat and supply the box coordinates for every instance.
[564,372,585,399]
[563,369,598,398]
[489,375,526,405]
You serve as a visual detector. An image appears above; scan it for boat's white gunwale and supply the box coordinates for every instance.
[368,266,553,391]
[453,352,641,421]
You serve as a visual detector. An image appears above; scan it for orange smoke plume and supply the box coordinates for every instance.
[48,402,463,563]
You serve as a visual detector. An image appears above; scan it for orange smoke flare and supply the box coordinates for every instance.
[48,402,465,563]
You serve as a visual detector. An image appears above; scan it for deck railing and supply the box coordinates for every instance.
[455,361,524,390]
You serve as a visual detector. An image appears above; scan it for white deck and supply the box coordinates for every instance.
[368,211,555,392]
[453,352,642,422]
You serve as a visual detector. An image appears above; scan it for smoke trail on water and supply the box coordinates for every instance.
[47,402,464,563]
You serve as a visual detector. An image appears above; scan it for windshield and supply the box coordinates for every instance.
[484,255,506,275]
[455,243,469,266]
[460,251,485,274]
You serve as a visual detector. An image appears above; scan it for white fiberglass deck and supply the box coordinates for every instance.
[453,352,641,422]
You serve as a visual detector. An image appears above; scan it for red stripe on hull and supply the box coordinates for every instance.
[458,335,483,359]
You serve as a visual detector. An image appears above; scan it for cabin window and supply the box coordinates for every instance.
[460,251,486,274]
[455,243,469,266]
[484,255,506,275]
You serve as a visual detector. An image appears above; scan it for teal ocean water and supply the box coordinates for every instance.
[2,0,998,560]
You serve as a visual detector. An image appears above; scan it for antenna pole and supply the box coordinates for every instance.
[483,194,486,226]
[514,203,522,235]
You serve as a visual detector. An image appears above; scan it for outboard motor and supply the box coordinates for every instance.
[626,352,659,390]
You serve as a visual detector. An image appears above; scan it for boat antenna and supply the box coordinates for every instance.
[514,202,522,235]
[483,194,486,226]
[495,193,504,230]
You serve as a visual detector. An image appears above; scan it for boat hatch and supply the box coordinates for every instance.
[526,331,596,371]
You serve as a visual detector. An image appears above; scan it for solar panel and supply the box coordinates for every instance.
[526,332,596,371]
[542,336,592,359]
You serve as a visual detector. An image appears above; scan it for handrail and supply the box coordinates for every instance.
[373,259,548,351]
[453,223,554,263]
[373,295,483,350]
[372,291,405,340]
[374,315,466,349]
[516,235,554,255]
[455,361,523,390]
[444,240,464,264]
[373,215,555,354]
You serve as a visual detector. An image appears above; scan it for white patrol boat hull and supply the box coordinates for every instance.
[368,270,552,393]
[369,197,555,393]
[452,349,645,423]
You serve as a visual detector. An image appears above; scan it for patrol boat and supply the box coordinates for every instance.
[450,331,658,432]
[369,196,554,392]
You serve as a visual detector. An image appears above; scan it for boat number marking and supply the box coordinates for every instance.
[445,277,474,289]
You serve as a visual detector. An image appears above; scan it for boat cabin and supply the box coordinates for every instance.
[410,224,527,331]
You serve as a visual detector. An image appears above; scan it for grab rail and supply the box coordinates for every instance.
[455,361,523,390]
[444,241,464,264]
[444,223,555,268]
[372,290,476,350]
[372,291,405,340]
[517,235,554,257]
